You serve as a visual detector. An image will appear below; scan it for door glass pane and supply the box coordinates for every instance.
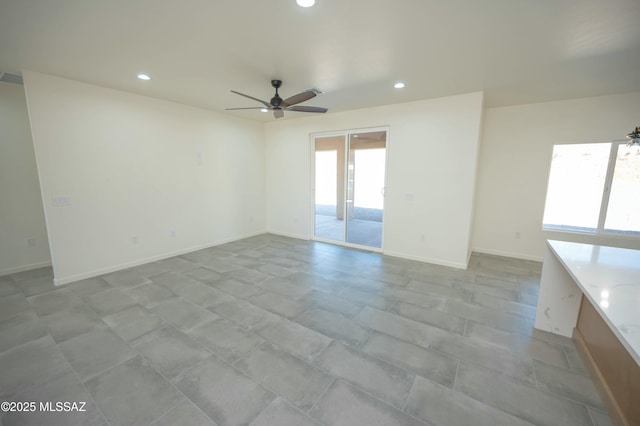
[604,144,640,235]
[314,136,345,241]
[346,131,386,247]
[542,143,610,232]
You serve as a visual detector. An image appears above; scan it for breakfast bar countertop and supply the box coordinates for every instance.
[546,239,640,365]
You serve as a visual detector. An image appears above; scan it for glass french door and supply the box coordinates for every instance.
[313,129,387,249]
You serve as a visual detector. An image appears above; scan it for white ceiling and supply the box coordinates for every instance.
[1,0,639,122]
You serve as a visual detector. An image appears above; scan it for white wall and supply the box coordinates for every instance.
[0,83,51,275]
[473,91,640,261]
[23,71,266,285]
[265,92,484,268]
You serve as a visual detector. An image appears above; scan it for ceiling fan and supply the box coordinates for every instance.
[226,80,328,119]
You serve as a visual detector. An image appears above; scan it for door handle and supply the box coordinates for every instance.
[381,187,386,197]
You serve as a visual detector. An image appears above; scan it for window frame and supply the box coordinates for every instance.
[542,139,640,239]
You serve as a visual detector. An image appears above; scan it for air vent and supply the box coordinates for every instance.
[0,72,24,86]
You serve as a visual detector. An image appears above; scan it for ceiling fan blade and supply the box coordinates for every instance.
[225,107,267,110]
[280,90,316,108]
[285,105,328,113]
[230,90,270,108]
[274,109,284,119]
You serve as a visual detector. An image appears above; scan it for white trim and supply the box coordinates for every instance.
[383,250,468,269]
[0,260,52,277]
[264,230,310,241]
[53,230,266,286]
[471,247,544,262]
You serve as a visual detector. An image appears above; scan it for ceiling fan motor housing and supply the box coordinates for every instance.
[270,80,283,107]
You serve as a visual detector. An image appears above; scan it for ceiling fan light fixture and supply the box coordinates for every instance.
[394,82,405,89]
[296,0,315,7]
[137,73,151,81]
[260,108,269,112]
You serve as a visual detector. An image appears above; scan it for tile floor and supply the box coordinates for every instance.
[0,234,612,426]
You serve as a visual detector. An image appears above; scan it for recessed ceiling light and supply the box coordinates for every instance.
[260,108,269,112]
[394,82,405,89]
[137,74,151,81]
[296,0,315,7]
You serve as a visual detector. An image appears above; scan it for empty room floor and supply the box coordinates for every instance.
[0,234,611,426]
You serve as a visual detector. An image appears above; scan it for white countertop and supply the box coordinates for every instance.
[547,240,640,365]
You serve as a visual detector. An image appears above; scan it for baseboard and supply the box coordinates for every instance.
[265,230,310,241]
[471,247,543,262]
[54,230,267,286]
[573,328,627,426]
[0,260,52,277]
[382,250,468,270]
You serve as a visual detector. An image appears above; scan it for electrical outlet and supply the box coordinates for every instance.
[515,231,521,239]
[26,238,36,248]
[420,234,425,242]
[131,235,139,244]
[170,230,176,238]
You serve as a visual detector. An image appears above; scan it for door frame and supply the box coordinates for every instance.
[309,126,390,252]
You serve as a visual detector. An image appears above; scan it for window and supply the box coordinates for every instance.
[543,141,640,236]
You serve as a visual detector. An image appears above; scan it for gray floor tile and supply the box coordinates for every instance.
[236,342,333,410]
[212,278,262,298]
[63,277,113,297]
[173,356,275,426]
[464,321,569,368]
[361,332,458,387]
[455,362,593,426]
[224,268,271,285]
[102,269,151,288]
[471,291,537,319]
[58,328,137,382]
[406,279,471,301]
[130,326,211,379]
[0,281,21,297]
[249,291,307,318]
[258,263,298,277]
[256,277,312,300]
[355,306,443,349]
[248,397,321,426]
[563,344,590,376]
[184,266,223,284]
[301,290,361,317]
[405,375,536,426]
[126,282,176,308]
[152,298,217,331]
[9,267,53,282]
[440,298,532,334]
[188,317,264,363]
[86,356,184,426]
[0,238,604,426]
[84,288,138,316]
[27,288,84,316]
[588,407,614,426]
[0,310,47,353]
[40,304,107,343]
[151,400,216,426]
[0,336,72,398]
[210,298,280,330]
[314,341,415,409]
[296,308,368,346]
[390,300,466,334]
[533,359,606,410]
[309,380,426,426]
[0,293,31,322]
[15,276,56,296]
[103,305,164,341]
[255,317,331,362]
[153,256,198,273]
[2,372,107,426]
[337,287,393,310]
